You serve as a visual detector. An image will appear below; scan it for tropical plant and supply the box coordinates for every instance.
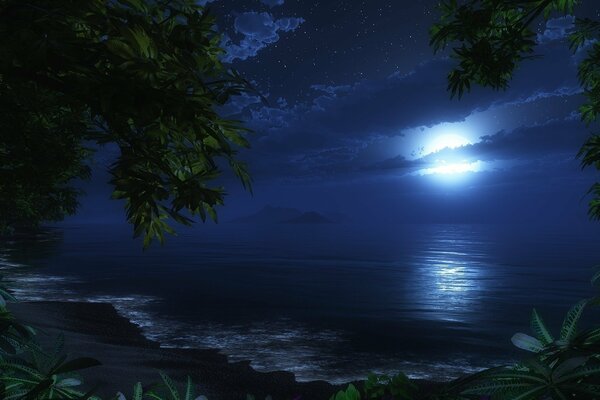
[423,366,506,400]
[0,275,17,308]
[461,356,600,399]
[511,300,600,365]
[363,372,416,400]
[0,0,255,246]
[0,306,36,359]
[455,295,600,399]
[429,0,600,220]
[115,373,208,400]
[330,384,362,400]
[0,84,92,235]
[0,352,101,400]
[245,395,273,400]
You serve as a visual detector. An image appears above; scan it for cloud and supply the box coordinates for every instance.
[261,0,285,7]
[221,93,263,116]
[419,118,588,167]
[249,43,579,145]
[537,16,575,43]
[366,155,427,171]
[222,12,304,62]
[229,33,585,183]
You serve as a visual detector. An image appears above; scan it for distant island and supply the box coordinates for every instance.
[284,211,333,224]
[231,206,337,224]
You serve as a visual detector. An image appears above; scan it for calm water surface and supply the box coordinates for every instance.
[0,222,599,383]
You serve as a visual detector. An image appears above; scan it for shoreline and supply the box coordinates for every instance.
[10,301,445,400]
[11,301,350,400]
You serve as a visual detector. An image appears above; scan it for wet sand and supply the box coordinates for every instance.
[11,301,348,400]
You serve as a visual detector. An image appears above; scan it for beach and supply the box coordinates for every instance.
[11,301,348,400]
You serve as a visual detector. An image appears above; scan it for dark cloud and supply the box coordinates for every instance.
[249,41,578,141]
[260,0,285,8]
[428,118,589,165]
[537,16,575,43]
[222,12,304,62]
[365,155,426,172]
[229,37,583,184]
[221,93,263,116]
[364,117,589,180]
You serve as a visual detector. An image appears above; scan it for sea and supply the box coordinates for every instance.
[0,221,598,384]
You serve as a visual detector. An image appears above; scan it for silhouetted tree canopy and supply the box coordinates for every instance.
[0,0,253,246]
[430,0,600,220]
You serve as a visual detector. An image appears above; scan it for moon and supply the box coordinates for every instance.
[418,134,481,177]
[429,134,471,154]
[422,161,482,176]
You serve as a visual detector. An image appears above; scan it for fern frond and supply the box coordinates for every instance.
[530,309,554,345]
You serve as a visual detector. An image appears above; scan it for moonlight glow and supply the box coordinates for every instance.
[416,134,482,177]
[428,134,471,154]
[420,161,483,176]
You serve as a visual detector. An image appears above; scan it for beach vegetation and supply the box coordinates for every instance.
[363,372,416,400]
[456,297,600,399]
[510,300,600,365]
[0,278,34,357]
[0,0,255,246]
[0,353,101,400]
[329,383,361,400]
[115,374,208,400]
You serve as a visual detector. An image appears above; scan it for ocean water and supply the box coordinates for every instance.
[0,222,599,383]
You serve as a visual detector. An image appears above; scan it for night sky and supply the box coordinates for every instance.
[73,1,600,228]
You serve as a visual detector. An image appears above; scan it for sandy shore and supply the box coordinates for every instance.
[11,301,348,400]
[10,301,448,399]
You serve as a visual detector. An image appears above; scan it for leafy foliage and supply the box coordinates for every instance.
[0,307,35,359]
[245,395,272,400]
[460,295,600,400]
[423,366,507,400]
[429,0,542,98]
[510,299,600,370]
[0,353,102,400]
[329,384,361,400]
[0,0,254,246]
[0,83,92,233]
[0,278,35,359]
[461,356,600,399]
[363,372,416,400]
[430,0,600,220]
[115,374,208,400]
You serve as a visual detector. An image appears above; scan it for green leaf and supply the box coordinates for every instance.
[184,376,193,400]
[461,381,533,396]
[133,382,143,400]
[530,309,554,345]
[556,364,600,383]
[330,384,361,400]
[560,300,587,341]
[56,378,82,387]
[106,39,136,59]
[591,267,600,287]
[512,333,545,353]
[552,357,588,380]
[160,371,180,400]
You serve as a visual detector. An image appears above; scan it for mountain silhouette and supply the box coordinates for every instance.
[232,206,336,224]
[231,206,303,223]
[283,212,333,224]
